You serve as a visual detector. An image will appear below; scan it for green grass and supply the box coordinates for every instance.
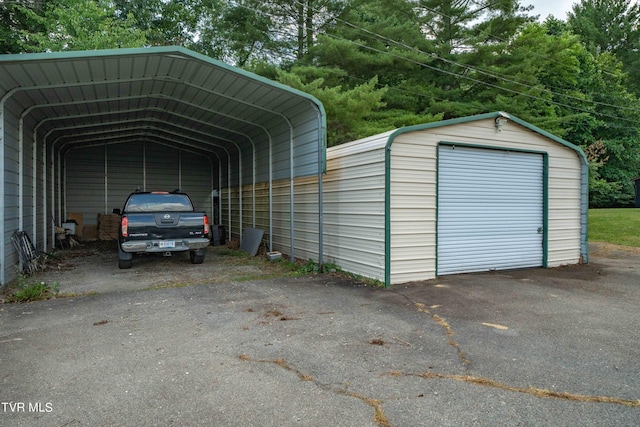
[589,208,640,247]
[6,276,59,302]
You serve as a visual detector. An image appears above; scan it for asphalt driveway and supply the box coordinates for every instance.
[1,243,638,426]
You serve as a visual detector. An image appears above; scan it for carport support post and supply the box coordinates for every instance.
[316,110,323,270]
[289,123,295,262]
[227,158,231,243]
[269,136,273,252]
[0,107,5,284]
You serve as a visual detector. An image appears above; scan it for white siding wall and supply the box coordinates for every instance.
[222,177,321,260]
[390,119,582,283]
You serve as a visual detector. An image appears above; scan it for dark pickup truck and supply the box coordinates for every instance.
[115,191,210,269]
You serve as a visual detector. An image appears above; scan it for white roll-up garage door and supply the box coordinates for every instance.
[437,145,544,275]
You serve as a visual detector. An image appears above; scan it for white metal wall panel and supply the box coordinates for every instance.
[437,145,544,275]
[66,147,107,225]
[66,143,214,227]
[220,134,388,282]
[145,144,180,191]
[107,143,144,213]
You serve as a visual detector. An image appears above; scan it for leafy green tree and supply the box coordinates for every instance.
[0,1,47,54]
[192,0,346,65]
[265,0,346,60]
[565,50,640,207]
[192,1,285,66]
[276,68,390,144]
[112,0,209,47]
[17,0,147,52]
[568,0,640,95]
[309,0,438,117]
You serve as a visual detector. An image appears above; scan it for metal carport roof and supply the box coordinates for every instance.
[0,46,326,285]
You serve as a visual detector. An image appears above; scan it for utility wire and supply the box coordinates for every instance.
[322,32,640,126]
[331,7,640,114]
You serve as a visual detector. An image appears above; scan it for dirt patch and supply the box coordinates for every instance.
[3,240,296,298]
[589,241,640,256]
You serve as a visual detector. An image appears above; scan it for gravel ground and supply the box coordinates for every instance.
[3,240,296,298]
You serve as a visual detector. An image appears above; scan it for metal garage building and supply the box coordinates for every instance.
[288,112,589,287]
[0,47,326,286]
[0,48,588,289]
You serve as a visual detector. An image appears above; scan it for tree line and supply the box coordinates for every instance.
[2,0,639,207]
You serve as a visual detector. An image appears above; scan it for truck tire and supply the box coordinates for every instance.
[118,245,133,269]
[190,250,205,264]
[118,258,133,269]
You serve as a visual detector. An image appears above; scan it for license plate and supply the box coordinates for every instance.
[159,240,175,248]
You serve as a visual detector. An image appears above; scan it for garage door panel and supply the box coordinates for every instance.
[437,145,543,275]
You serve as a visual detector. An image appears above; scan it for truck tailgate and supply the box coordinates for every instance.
[126,213,208,240]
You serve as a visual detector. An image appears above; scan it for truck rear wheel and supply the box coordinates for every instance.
[118,258,133,269]
[189,250,205,264]
[118,245,133,269]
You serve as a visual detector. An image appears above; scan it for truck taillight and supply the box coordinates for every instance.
[121,216,128,237]
[203,215,210,235]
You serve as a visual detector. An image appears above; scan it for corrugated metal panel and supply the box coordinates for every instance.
[219,135,388,282]
[388,137,438,284]
[320,138,387,281]
[107,143,144,213]
[66,142,214,226]
[437,145,544,275]
[66,148,107,226]
[1,103,21,283]
[180,151,213,219]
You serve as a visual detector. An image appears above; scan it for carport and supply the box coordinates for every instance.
[0,46,326,285]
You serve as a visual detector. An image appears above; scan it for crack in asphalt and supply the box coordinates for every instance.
[241,290,639,427]
[385,371,640,407]
[412,301,472,371]
[238,354,391,427]
[391,289,640,409]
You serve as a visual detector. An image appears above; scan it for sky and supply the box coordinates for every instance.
[526,0,576,21]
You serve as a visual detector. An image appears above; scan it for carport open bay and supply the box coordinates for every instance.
[0,243,638,426]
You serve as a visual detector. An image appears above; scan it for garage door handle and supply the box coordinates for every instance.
[537,227,543,234]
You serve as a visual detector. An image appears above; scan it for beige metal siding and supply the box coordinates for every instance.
[389,134,438,284]
[321,140,387,281]
[219,118,582,286]
[222,177,320,260]
[221,133,389,282]
[390,119,582,283]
